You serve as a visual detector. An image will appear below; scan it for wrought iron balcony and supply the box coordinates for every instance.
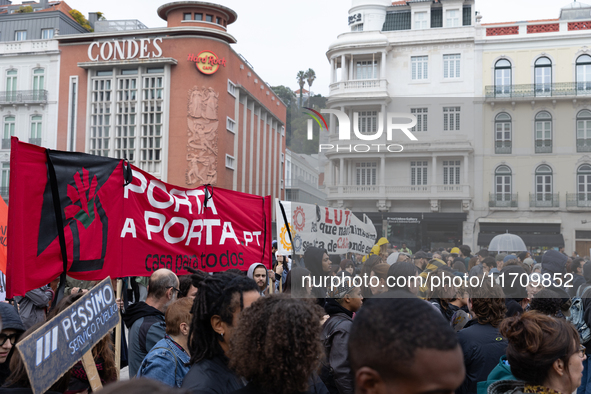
[577,139,591,153]
[495,141,512,154]
[529,193,559,208]
[566,193,591,208]
[535,140,552,153]
[489,193,518,208]
[0,90,48,105]
[485,82,591,99]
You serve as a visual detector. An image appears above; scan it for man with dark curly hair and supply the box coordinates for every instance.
[457,280,508,394]
[348,297,465,393]
[229,295,328,394]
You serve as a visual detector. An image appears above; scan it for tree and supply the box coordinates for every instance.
[272,86,296,146]
[296,71,306,108]
[69,9,93,32]
[305,69,316,107]
[16,5,33,13]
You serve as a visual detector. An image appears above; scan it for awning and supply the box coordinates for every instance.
[477,233,564,247]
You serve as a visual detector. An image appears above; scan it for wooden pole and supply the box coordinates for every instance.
[114,279,122,380]
[81,350,103,392]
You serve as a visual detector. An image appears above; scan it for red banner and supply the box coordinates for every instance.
[7,138,272,297]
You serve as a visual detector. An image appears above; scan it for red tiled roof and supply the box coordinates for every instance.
[0,1,78,23]
[392,1,407,6]
[295,89,309,94]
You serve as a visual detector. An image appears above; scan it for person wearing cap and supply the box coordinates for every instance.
[0,303,25,385]
[412,251,429,272]
[320,273,363,394]
[418,258,447,299]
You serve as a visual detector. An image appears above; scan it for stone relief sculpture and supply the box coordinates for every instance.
[186,87,219,186]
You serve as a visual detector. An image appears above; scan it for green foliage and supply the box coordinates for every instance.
[69,9,93,32]
[16,5,33,13]
[97,12,106,21]
[271,85,295,108]
[288,94,327,155]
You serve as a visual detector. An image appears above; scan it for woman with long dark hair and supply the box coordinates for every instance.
[182,272,260,394]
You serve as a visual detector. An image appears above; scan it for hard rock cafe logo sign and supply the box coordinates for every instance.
[187,50,227,75]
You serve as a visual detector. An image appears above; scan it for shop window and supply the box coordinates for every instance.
[495,112,512,154]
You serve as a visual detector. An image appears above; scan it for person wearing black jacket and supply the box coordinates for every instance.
[569,258,587,298]
[456,281,508,394]
[182,272,260,394]
[320,276,363,394]
[304,247,331,306]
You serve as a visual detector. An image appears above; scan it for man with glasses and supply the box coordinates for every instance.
[122,268,179,377]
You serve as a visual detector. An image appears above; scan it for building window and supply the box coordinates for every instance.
[3,116,15,149]
[443,160,460,185]
[411,56,428,80]
[356,162,376,186]
[227,117,236,133]
[89,67,164,177]
[383,11,411,31]
[351,24,364,32]
[578,164,591,202]
[206,15,213,22]
[577,55,591,92]
[462,6,472,26]
[443,107,460,131]
[410,108,427,132]
[535,164,553,202]
[535,111,552,153]
[431,9,443,28]
[356,61,377,80]
[30,115,42,145]
[227,80,236,97]
[495,112,512,154]
[446,9,460,27]
[183,13,192,20]
[495,165,512,202]
[411,161,427,186]
[5,70,17,102]
[534,57,552,94]
[41,28,54,39]
[443,54,460,79]
[577,109,591,152]
[494,59,511,96]
[226,154,235,170]
[32,68,44,100]
[216,17,221,24]
[194,13,203,21]
[14,30,26,41]
[0,162,9,197]
[414,11,428,29]
[358,111,377,134]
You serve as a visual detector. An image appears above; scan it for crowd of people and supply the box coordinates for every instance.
[0,237,589,394]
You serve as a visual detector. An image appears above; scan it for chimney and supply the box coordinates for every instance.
[39,0,47,9]
[88,12,98,30]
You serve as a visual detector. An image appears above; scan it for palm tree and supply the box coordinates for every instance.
[305,68,316,107]
[296,71,306,108]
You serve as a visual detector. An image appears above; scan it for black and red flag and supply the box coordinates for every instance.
[7,138,272,297]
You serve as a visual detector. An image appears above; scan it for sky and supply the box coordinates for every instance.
[61,0,574,96]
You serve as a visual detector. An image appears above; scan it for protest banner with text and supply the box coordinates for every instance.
[7,139,272,297]
[275,200,376,256]
[16,278,118,394]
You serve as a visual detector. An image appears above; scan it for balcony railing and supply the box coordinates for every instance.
[567,193,591,208]
[489,193,518,208]
[485,82,591,99]
[0,90,48,105]
[343,185,380,194]
[495,141,512,154]
[329,79,387,93]
[529,193,559,208]
[326,184,469,196]
[577,139,591,152]
[535,140,552,153]
[2,139,10,149]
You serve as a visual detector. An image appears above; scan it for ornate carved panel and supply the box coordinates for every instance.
[486,26,519,36]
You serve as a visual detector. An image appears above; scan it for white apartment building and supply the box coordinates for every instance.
[324,0,477,251]
[475,1,591,256]
[285,149,327,206]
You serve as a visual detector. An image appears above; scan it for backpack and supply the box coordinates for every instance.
[567,284,591,345]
